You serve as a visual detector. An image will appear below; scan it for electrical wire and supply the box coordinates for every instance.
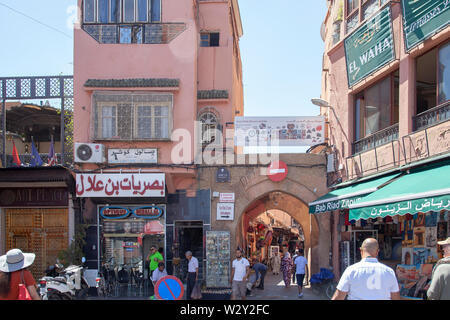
[0,2,72,39]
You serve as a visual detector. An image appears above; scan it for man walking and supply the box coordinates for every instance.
[230,248,250,300]
[252,259,268,290]
[147,245,163,295]
[185,251,199,300]
[293,249,308,298]
[427,237,450,300]
[332,238,400,300]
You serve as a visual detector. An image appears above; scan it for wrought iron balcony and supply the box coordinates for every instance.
[1,153,70,168]
[413,101,450,132]
[352,123,399,154]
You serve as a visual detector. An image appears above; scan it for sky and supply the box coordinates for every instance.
[0,0,327,151]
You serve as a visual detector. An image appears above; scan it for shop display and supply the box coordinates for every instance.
[206,231,230,288]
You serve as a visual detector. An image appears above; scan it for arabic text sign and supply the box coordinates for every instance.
[402,0,450,51]
[108,148,157,164]
[349,194,450,220]
[219,193,235,203]
[344,6,395,87]
[217,202,235,221]
[234,116,325,147]
[76,173,165,197]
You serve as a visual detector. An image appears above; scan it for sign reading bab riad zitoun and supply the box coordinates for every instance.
[344,6,395,87]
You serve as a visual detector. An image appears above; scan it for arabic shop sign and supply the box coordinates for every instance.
[76,173,165,197]
[402,0,450,51]
[108,148,157,164]
[309,196,364,214]
[349,194,450,220]
[344,6,395,87]
[100,205,165,219]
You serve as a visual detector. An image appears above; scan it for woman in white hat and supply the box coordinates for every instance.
[0,249,40,300]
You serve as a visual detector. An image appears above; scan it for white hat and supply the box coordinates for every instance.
[0,249,35,272]
[438,237,450,246]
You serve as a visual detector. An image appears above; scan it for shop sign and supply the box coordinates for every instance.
[100,205,165,219]
[235,116,325,147]
[267,161,288,182]
[344,6,395,87]
[0,188,68,207]
[309,196,364,214]
[349,194,450,220]
[216,167,231,182]
[108,148,157,164]
[76,173,165,197]
[402,0,450,51]
[219,193,235,203]
[217,202,234,221]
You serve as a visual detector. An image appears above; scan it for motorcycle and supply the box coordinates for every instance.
[39,257,90,300]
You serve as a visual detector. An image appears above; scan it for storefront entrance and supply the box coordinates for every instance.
[173,221,203,280]
[5,208,69,280]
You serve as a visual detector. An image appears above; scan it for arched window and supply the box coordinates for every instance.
[198,112,220,145]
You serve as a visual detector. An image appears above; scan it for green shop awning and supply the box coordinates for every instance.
[308,173,401,214]
[349,161,450,221]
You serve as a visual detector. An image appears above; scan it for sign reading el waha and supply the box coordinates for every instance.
[344,6,395,87]
[76,173,165,197]
[402,0,450,51]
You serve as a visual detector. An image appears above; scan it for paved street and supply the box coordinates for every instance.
[246,273,328,301]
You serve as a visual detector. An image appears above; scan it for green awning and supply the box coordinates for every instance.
[349,161,450,220]
[308,173,401,214]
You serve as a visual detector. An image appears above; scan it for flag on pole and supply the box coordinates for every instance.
[30,137,43,167]
[12,141,21,167]
[48,137,57,166]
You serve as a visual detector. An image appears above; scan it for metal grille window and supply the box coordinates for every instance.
[93,92,172,140]
[345,0,390,35]
[83,0,161,24]
[199,112,219,145]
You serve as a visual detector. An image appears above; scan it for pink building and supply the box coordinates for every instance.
[74,0,243,291]
[311,0,449,287]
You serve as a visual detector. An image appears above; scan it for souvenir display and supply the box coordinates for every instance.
[206,231,230,288]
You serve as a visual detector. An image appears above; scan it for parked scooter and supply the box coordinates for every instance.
[39,257,90,300]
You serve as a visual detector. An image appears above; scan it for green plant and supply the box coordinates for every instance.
[335,0,344,22]
[58,223,87,266]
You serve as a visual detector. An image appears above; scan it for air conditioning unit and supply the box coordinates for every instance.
[74,143,105,163]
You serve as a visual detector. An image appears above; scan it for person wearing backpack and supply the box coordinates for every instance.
[0,249,40,300]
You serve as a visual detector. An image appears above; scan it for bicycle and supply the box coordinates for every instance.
[310,268,337,299]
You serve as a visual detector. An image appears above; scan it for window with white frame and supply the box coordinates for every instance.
[93,92,172,140]
[199,112,220,145]
[83,0,161,24]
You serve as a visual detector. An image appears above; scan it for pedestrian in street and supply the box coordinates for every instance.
[293,249,308,298]
[280,246,293,288]
[147,245,164,295]
[150,262,168,300]
[427,237,450,300]
[292,250,299,284]
[271,251,281,275]
[252,258,268,290]
[185,250,199,300]
[0,248,40,300]
[331,238,401,300]
[230,248,250,300]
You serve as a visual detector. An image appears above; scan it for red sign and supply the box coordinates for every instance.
[267,161,288,182]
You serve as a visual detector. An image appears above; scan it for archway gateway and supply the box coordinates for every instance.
[197,154,331,276]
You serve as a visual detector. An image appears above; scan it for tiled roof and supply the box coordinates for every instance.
[84,78,180,88]
[197,90,229,100]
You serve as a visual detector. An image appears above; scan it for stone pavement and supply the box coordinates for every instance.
[246,273,328,300]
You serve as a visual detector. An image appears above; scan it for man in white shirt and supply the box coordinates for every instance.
[294,249,308,298]
[230,248,250,300]
[185,250,199,300]
[332,238,401,300]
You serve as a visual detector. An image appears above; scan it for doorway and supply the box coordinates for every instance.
[173,221,203,280]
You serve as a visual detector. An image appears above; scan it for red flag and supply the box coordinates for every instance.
[12,142,21,167]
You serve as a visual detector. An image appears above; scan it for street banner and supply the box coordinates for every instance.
[234,116,325,147]
[344,6,395,87]
[76,173,165,197]
[402,0,450,51]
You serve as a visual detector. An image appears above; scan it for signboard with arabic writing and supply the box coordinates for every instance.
[108,148,157,164]
[402,0,450,52]
[234,116,325,147]
[76,173,165,197]
[344,6,395,87]
[349,194,450,220]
